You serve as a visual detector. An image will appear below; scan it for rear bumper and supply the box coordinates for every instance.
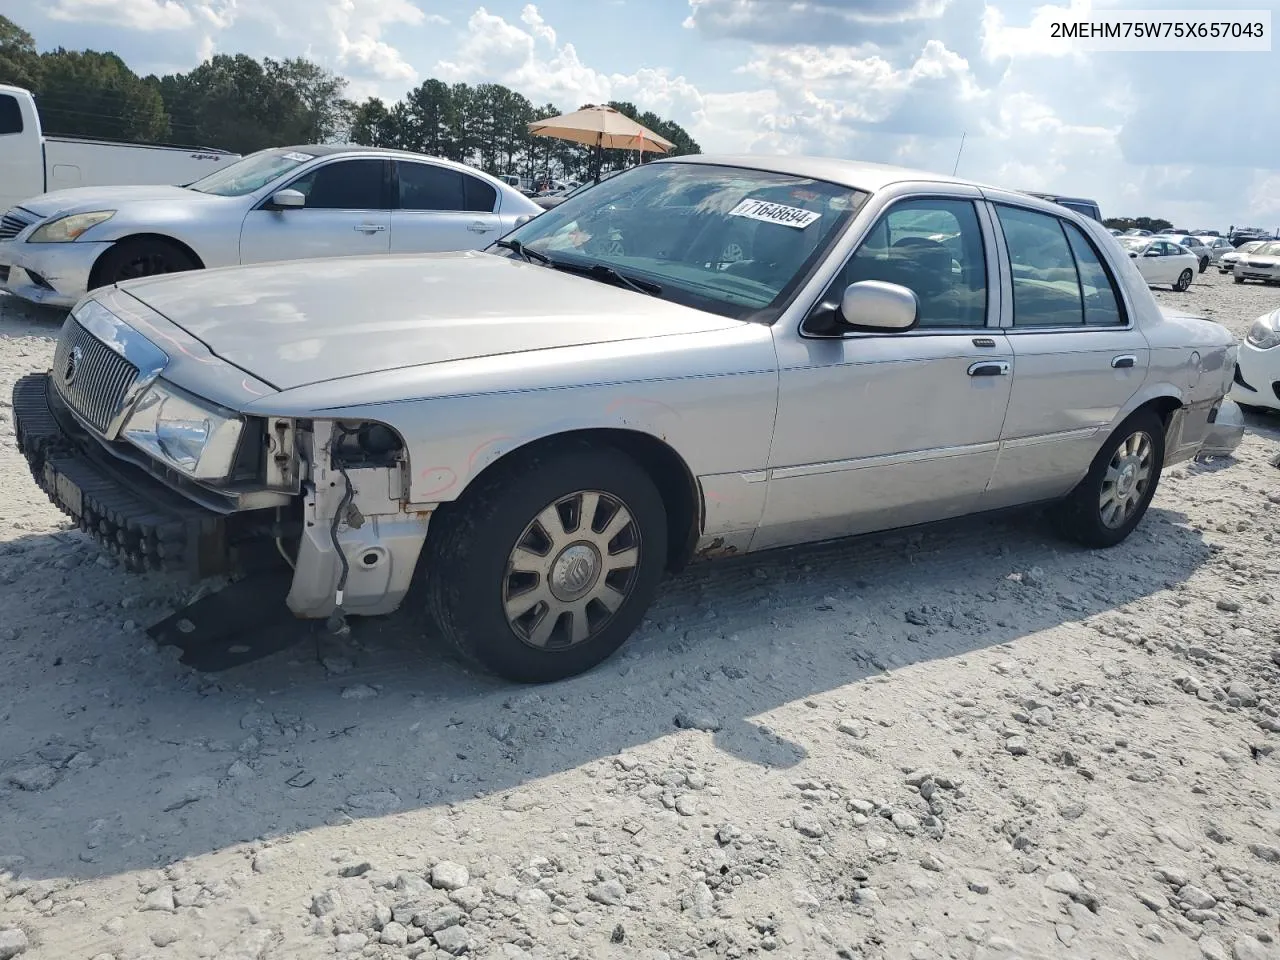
[0,240,108,308]
[1200,398,1246,458]
[13,372,236,579]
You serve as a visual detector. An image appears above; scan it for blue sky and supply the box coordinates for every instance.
[8,0,1280,229]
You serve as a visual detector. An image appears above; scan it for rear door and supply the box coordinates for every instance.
[982,200,1149,506]
[388,160,503,253]
[239,157,391,264]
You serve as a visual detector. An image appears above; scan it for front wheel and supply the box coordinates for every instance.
[1174,269,1193,292]
[92,237,199,289]
[1234,275,1245,284]
[421,442,668,683]
[1050,409,1165,549]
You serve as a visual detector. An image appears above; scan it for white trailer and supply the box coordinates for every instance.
[0,84,239,218]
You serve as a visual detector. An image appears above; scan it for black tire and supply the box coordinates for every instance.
[421,441,668,683]
[1050,409,1165,549]
[92,237,199,289]
[1234,276,1245,284]
[1174,269,1193,292]
[1198,256,1209,273]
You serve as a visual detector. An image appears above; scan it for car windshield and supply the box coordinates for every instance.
[1255,241,1280,257]
[186,148,316,197]
[498,162,869,321]
[1118,237,1148,252]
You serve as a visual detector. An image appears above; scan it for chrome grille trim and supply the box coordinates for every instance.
[52,320,140,433]
[0,208,37,242]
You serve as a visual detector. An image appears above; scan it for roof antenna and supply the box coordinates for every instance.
[952,132,966,176]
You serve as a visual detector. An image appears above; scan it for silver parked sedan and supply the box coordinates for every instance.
[14,155,1243,682]
[0,145,543,307]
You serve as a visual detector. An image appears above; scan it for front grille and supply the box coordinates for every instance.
[52,320,140,433]
[0,208,36,241]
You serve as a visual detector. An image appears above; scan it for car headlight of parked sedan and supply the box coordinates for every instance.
[28,211,116,243]
[1247,312,1280,351]
[121,381,244,480]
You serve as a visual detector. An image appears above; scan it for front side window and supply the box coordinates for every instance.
[0,94,22,136]
[997,205,1083,327]
[829,197,988,329]
[187,148,315,197]
[500,161,869,321]
[288,159,386,209]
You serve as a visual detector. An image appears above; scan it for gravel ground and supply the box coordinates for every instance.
[1,268,1279,960]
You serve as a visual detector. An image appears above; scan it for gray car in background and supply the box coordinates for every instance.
[0,145,542,307]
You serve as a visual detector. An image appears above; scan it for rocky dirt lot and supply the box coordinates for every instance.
[1,268,1279,960]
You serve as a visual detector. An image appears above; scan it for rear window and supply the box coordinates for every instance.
[0,94,23,136]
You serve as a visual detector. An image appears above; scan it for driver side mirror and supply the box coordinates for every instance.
[268,189,305,210]
[839,280,919,332]
[1130,251,1139,258]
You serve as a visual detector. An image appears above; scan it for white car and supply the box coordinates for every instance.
[0,145,543,307]
[1232,239,1280,285]
[1219,239,1266,273]
[1196,235,1234,265]
[1153,234,1211,273]
[1229,307,1280,413]
[1116,236,1199,291]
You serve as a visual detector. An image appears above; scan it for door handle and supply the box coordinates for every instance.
[1111,354,1137,369]
[468,221,494,233]
[967,361,1010,377]
[355,223,387,233]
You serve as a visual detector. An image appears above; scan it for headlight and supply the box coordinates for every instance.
[29,211,116,243]
[1247,313,1280,351]
[121,381,244,480]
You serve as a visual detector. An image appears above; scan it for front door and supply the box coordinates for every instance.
[239,158,392,264]
[982,200,1149,506]
[755,194,1013,551]
[389,160,504,253]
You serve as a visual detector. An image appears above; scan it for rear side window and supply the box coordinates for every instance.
[399,163,499,212]
[1062,222,1124,327]
[0,94,23,136]
[996,205,1082,328]
[399,162,463,211]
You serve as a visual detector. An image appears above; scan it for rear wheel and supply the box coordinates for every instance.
[1174,269,1193,292]
[93,237,199,289]
[1050,409,1165,549]
[1198,256,1209,273]
[421,442,668,683]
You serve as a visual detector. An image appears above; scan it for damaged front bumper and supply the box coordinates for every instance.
[13,372,433,621]
[13,372,239,578]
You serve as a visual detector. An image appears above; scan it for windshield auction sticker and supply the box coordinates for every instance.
[728,198,821,229]
[283,152,315,162]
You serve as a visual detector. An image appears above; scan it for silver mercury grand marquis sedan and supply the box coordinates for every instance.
[13,155,1246,682]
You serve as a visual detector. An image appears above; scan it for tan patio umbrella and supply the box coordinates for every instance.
[528,104,676,183]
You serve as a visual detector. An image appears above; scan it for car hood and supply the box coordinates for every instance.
[1242,255,1280,265]
[18,185,214,219]
[121,251,743,391]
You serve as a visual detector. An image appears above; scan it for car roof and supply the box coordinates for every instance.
[266,144,513,184]
[659,153,997,194]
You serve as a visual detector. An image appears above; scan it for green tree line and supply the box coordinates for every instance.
[0,14,699,181]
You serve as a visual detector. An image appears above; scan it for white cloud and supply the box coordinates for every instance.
[685,0,952,42]
[520,3,556,46]
[48,0,195,30]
